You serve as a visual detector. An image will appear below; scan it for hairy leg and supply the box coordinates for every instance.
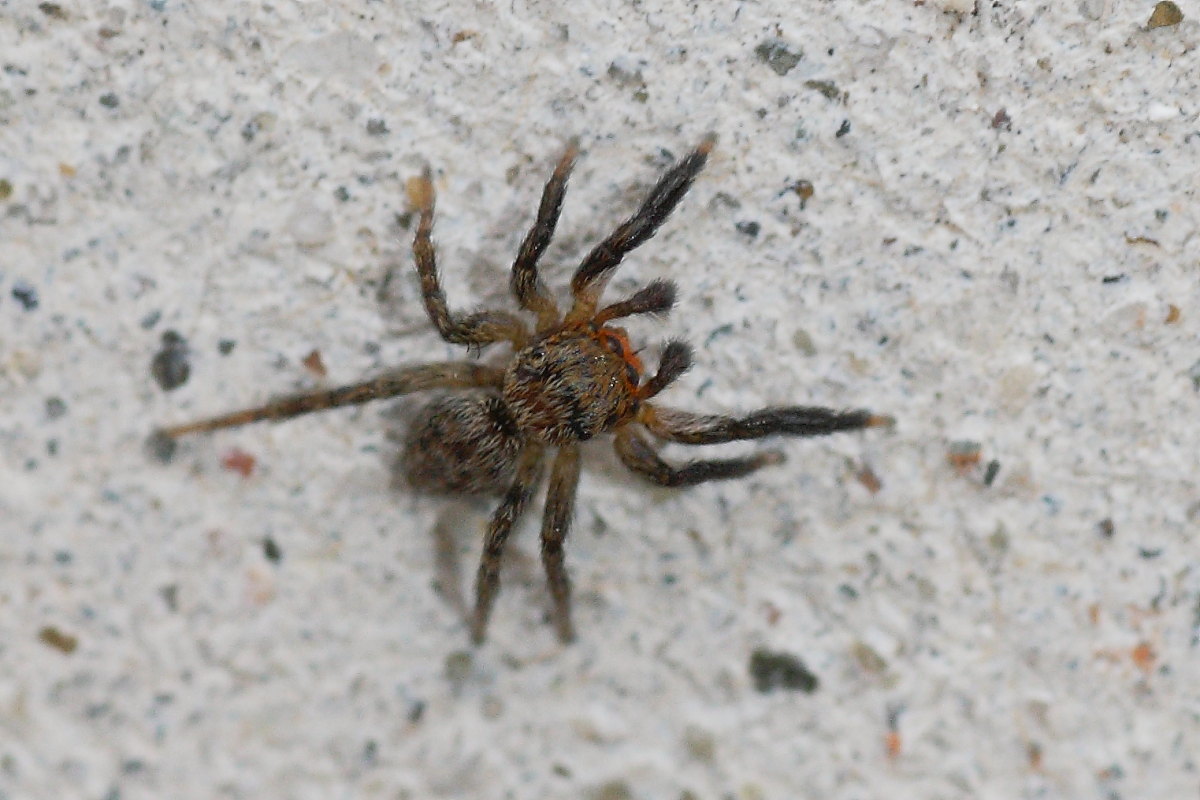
[156,362,505,438]
[593,279,677,326]
[637,340,692,401]
[510,141,578,332]
[412,169,529,347]
[614,426,783,488]
[566,136,714,324]
[638,403,894,445]
[471,443,545,644]
[539,443,581,644]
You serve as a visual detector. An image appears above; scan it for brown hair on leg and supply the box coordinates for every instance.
[412,169,529,347]
[510,141,578,332]
[539,443,582,643]
[471,443,545,643]
[614,426,782,487]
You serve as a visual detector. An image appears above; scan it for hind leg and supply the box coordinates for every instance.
[157,362,505,439]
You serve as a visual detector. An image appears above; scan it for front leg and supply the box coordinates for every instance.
[412,169,530,348]
[638,403,893,445]
[510,142,578,332]
[565,136,714,324]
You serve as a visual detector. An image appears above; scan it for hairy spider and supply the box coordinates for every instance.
[156,136,893,644]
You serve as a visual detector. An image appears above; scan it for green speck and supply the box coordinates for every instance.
[683,724,716,763]
[1188,358,1200,391]
[444,650,473,690]
[754,39,802,76]
[792,329,816,355]
[804,79,841,100]
[587,780,634,800]
[988,523,1010,554]
[0,179,11,200]
[851,641,887,674]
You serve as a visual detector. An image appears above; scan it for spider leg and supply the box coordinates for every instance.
[156,362,504,438]
[511,141,578,332]
[471,443,545,644]
[638,403,894,445]
[637,340,692,401]
[540,443,582,644]
[615,426,783,487]
[565,136,714,324]
[593,279,677,326]
[412,169,530,348]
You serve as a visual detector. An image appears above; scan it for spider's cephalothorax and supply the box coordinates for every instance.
[503,326,643,445]
[156,136,893,645]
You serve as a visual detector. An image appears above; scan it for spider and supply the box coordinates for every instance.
[155,136,893,644]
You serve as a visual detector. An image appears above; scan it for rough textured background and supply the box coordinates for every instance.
[2,1,1197,798]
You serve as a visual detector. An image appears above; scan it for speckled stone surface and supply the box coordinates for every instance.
[2,2,1197,798]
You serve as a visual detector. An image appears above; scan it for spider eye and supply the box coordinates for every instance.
[601,333,625,357]
[524,346,547,369]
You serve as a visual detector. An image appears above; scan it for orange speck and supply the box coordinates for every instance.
[885,730,902,760]
[1131,641,1155,673]
[1165,304,1181,324]
[856,463,883,494]
[406,174,433,209]
[946,441,982,474]
[59,163,77,178]
[221,448,256,478]
[762,601,782,626]
[301,349,327,377]
[1028,742,1043,770]
[1087,603,1100,626]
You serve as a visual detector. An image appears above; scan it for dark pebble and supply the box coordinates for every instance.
[12,280,39,310]
[749,648,819,694]
[735,220,761,238]
[145,430,178,463]
[151,330,190,391]
[754,39,802,76]
[45,396,67,419]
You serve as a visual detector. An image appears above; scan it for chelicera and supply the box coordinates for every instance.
[156,137,893,644]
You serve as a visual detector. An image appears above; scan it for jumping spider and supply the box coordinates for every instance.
[156,136,893,644]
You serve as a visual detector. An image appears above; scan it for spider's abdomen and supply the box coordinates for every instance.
[502,330,640,445]
[401,392,522,495]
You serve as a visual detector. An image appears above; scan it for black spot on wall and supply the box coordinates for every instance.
[749,648,819,693]
[151,330,191,391]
